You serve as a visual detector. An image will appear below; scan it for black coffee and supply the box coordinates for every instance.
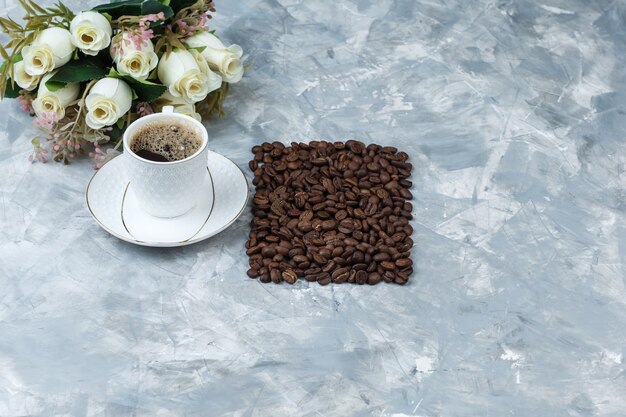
[130,120,202,162]
[134,149,169,162]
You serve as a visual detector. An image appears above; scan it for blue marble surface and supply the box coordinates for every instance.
[1,0,625,415]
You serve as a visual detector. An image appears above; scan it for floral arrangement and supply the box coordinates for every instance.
[0,0,245,166]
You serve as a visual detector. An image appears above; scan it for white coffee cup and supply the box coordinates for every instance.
[123,106,210,218]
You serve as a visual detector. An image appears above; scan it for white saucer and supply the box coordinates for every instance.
[86,151,249,247]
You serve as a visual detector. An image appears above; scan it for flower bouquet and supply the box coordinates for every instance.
[0,0,245,166]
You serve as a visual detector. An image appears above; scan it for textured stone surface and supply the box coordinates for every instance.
[1,0,625,416]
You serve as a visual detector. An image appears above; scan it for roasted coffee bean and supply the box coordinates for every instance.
[282,269,297,284]
[381,261,396,271]
[321,220,337,231]
[292,254,309,264]
[399,188,413,199]
[261,246,276,258]
[312,252,328,265]
[396,258,413,268]
[395,275,408,285]
[304,267,321,277]
[331,267,350,280]
[352,263,368,271]
[248,141,413,285]
[247,268,259,278]
[373,252,391,262]
[246,245,262,256]
[332,271,348,283]
[352,251,365,263]
[319,248,332,259]
[335,210,348,221]
[270,268,282,283]
[318,275,332,285]
[367,272,382,285]
[322,260,336,273]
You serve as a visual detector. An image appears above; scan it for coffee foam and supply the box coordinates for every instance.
[130,119,203,162]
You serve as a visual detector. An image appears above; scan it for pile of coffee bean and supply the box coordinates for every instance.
[246,140,414,285]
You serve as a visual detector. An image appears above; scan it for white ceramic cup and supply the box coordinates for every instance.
[123,106,210,218]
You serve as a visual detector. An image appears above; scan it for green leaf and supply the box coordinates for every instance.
[123,77,166,102]
[107,67,121,78]
[160,0,170,5]
[169,0,198,13]
[45,80,66,92]
[101,12,113,21]
[147,67,158,80]
[141,1,174,19]
[92,0,143,16]
[92,0,173,20]
[4,79,21,98]
[48,57,107,84]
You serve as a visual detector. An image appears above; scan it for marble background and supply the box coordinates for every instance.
[1,0,625,415]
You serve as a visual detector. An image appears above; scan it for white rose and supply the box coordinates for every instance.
[13,61,41,91]
[110,32,158,81]
[157,49,214,104]
[32,72,80,120]
[188,49,222,92]
[70,11,112,56]
[85,78,132,129]
[153,91,202,121]
[186,31,244,83]
[22,27,76,76]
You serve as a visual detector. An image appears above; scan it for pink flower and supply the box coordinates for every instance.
[16,92,35,115]
[135,102,154,117]
[89,145,121,169]
[33,112,58,131]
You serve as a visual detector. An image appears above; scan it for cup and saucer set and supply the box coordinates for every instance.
[86,106,249,247]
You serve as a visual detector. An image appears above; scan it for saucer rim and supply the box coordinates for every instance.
[85,151,250,248]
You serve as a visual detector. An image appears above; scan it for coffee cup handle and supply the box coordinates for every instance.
[162,105,174,114]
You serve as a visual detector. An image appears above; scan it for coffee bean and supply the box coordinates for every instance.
[319,248,332,259]
[352,251,365,263]
[335,210,348,221]
[282,269,297,284]
[328,267,346,279]
[292,254,308,264]
[270,268,282,283]
[381,261,396,271]
[395,275,408,285]
[246,245,262,256]
[399,188,413,199]
[318,275,332,285]
[373,252,390,262]
[247,268,259,278]
[322,260,336,273]
[332,271,348,283]
[261,246,276,258]
[321,220,337,231]
[355,270,367,285]
[367,272,381,285]
[396,258,413,268]
[352,263,368,271]
[248,141,413,285]
[312,252,327,265]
